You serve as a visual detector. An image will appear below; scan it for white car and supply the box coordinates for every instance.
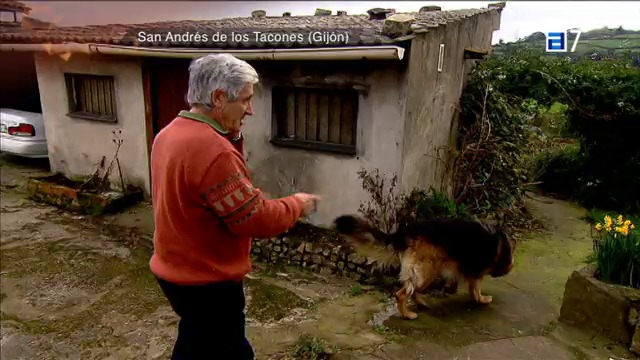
[0,108,48,158]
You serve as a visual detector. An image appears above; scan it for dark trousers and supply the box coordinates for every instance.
[156,277,255,360]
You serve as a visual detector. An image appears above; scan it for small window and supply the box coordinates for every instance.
[0,11,17,23]
[271,86,358,155]
[64,73,117,123]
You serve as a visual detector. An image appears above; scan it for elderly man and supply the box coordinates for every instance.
[150,54,320,360]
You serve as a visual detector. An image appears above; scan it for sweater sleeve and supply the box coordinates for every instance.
[198,150,305,238]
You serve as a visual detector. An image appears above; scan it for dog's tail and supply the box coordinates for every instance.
[332,215,403,271]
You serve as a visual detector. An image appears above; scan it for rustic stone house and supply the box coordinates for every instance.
[0,3,505,225]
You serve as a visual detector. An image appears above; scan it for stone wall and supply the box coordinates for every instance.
[251,232,391,284]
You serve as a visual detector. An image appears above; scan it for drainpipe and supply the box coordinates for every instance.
[0,43,406,60]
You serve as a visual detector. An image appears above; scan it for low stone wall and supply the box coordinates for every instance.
[251,231,393,284]
[559,265,640,355]
[252,237,374,279]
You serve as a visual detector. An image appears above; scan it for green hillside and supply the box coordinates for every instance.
[493,27,640,57]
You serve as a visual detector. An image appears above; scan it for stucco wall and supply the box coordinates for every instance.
[242,61,408,226]
[400,10,502,195]
[34,53,150,194]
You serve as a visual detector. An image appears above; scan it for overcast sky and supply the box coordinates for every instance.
[22,1,640,44]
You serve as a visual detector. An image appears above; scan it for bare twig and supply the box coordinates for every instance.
[115,157,125,191]
[79,156,106,191]
[100,129,124,191]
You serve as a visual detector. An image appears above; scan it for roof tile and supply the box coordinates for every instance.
[0,7,499,48]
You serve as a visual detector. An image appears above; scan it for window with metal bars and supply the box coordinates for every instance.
[64,73,117,123]
[271,86,358,155]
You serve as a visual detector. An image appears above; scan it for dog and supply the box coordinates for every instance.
[332,215,516,320]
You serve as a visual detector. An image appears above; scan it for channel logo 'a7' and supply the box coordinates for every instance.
[546,28,582,52]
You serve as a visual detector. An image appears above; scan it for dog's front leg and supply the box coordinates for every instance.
[468,278,493,305]
[395,288,418,320]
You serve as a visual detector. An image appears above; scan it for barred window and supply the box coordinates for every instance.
[271,86,358,155]
[65,73,117,123]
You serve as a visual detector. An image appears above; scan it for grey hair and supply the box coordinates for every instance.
[186,54,259,110]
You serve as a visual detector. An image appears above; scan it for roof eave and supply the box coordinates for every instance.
[0,42,407,61]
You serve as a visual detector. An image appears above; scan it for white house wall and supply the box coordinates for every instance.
[34,53,150,194]
[243,62,407,227]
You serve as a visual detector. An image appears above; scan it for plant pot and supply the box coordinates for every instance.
[26,174,143,215]
[559,265,640,355]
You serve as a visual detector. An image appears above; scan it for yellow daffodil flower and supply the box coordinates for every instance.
[617,215,624,224]
[595,223,603,231]
[605,215,613,228]
[617,226,630,236]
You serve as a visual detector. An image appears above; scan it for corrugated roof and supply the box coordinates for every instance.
[0,7,501,48]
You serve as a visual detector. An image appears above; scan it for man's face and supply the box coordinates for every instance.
[214,82,254,132]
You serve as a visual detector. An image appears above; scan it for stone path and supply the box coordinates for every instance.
[0,154,635,359]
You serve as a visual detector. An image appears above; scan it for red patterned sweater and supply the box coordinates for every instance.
[150,112,305,285]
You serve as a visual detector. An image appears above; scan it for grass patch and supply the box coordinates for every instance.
[289,334,333,360]
[373,324,394,334]
[349,284,364,296]
[0,312,61,334]
[246,279,310,322]
[0,242,166,347]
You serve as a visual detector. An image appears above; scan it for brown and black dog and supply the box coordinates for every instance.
[333,215,516,320]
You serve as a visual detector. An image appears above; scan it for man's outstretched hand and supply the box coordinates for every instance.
[293,193,322,216]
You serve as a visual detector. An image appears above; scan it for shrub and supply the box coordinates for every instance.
[533,102,571,138]
[591,214,640,288]
[357,168,470,233]
[396,187,471,229]
[535,143,585,197]
[561,59,640,213]
[453,57,538,220]
[468,49,639,214]
[356,168,402,233]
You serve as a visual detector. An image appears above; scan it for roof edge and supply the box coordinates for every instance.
[0,43,406,61]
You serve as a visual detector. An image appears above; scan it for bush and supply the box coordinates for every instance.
[473,48,640,214]
[453,53,539,221]
[533,102,571,138]
[591,214,640,288]
[535,143,585,197]
[356,168,402,233]
[396,187,472,229]
[357,168,470,233]
[561,59,640,213]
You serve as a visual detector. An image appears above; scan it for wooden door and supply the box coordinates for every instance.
[144,58,191,137]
